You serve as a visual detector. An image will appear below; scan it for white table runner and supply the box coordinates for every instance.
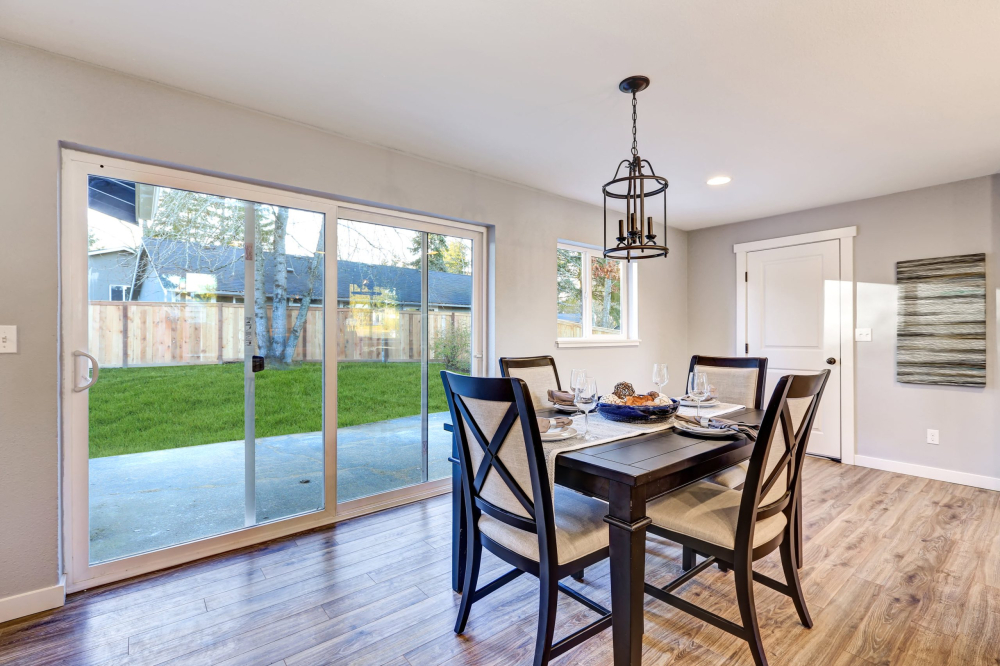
[541,402,745,490]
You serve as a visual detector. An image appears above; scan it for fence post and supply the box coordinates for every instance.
[217,303,224,362]
[122,302,129,369]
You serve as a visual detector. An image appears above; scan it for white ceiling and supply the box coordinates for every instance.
[3,1,1000,229]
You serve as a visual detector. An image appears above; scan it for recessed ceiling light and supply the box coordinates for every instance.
[707,176,732,186]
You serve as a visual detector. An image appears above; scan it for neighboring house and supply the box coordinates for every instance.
[87,247,139,301]
[87,238,472,312]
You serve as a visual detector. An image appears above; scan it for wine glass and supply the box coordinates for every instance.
[574,377,598,438]
[652,363,669,395]
[570,369,587,406]
[687,371,710,420]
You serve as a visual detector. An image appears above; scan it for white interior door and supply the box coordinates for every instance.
[747,240,842,458]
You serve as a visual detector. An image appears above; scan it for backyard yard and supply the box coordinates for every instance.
[88,362,449,458]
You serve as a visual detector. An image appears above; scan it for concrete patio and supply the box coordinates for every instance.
[88,412,453,563]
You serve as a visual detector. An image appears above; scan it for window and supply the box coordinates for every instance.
[109,284,132,301]
[556,242,638,347]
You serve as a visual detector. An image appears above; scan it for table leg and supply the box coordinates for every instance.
[605,481,650,666]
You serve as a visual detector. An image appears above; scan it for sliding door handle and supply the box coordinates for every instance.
[73,350,100,392]
[252,355,265,372]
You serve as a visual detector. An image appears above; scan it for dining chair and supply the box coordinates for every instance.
[684,355,777,570]
[689,355,768,408]
[643,370,830,666]
[441,371,613,666]
[499,355,562,411]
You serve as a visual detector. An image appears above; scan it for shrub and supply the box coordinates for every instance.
[434,320,471,373]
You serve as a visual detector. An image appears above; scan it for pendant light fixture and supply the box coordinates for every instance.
[603,76,669,262]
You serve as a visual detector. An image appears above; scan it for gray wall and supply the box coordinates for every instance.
[688,176,1000,478]
[0,41,688,601]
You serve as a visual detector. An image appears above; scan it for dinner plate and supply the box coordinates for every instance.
[540,427,577,441]
[553,403,579,413]
[674,423,737,439]
[678,398,720,408]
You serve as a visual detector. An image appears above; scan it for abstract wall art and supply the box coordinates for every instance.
[896,253,986,387]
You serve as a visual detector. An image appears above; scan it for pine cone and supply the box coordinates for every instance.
[613,381,636,399]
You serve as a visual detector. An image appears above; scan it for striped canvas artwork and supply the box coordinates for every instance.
[896,253,986,387]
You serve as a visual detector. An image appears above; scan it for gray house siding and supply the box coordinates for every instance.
[87,251,137,301]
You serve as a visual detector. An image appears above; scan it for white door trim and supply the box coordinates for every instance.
[733,225,857,254]
[734,227,856,465]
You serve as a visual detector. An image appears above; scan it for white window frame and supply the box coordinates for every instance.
[555,240,639,348]
[108,284,132,301]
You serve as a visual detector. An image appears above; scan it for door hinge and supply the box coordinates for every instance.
[745,343,749,354]
[745,271,748,282]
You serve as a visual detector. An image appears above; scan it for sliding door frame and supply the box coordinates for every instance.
[60,150,486,592]
[331,204,486,516]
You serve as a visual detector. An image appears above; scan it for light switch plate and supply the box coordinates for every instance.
[927,429,940,445]
[855,328,872,342]
[0,326,16,353]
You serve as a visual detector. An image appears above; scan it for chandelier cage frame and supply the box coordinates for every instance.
[602,75,670,263]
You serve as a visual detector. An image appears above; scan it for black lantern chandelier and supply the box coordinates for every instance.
[603,76,669,262]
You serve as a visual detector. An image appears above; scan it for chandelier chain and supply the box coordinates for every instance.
[631,92,638,157]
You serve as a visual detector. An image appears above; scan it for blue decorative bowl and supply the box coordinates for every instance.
[597,398,679,424]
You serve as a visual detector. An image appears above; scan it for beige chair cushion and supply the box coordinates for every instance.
[460,396,536,519]
[646,481,787,550]
[478,486,609,565]
[506,364,560,412]
[695,364,759,408]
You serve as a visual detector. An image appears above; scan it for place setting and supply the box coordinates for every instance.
[540,364,754,443]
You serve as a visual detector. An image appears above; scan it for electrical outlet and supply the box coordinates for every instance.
[0,326,16,353]
[927,429,939,445]
[855,328,872,342]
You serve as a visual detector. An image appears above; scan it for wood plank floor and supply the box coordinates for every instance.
[3,458,1000,665]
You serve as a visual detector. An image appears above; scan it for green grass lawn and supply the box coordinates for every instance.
[89,362,449,458]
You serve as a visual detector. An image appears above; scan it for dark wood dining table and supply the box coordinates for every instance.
[447,407,766,666]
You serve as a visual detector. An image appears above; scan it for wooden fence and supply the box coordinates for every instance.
[88,301,471,368]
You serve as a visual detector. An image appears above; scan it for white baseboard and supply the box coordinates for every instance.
[855,455,1000,492]
[0,576,65,624]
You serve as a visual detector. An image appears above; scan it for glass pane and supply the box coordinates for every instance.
[87,178,247,563]
[428,233,474,482]
[336,219,423,502]
[557,248,583,338]
[253,204,325,524]
[591,256,623,336]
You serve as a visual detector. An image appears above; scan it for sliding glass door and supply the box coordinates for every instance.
[80,178,329,565]
[335,212,482,505]
[63,151,483,590]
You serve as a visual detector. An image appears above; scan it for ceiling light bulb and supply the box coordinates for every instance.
[707,176,732,186]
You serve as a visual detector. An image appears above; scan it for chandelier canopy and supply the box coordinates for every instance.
[602,76,669,262]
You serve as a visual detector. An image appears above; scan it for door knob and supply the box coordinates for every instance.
[826,357,837,365]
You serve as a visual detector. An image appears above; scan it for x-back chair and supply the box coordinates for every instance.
[643,370,830,666]
[441,371,612,666]
[499,355,562,411]
[683,355,770,570]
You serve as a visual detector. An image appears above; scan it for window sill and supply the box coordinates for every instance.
[555,338,641,349]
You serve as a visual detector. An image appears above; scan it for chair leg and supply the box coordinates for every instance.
[571,568,585,581]
[734,560,768,666]
[454,533,482,634]
[794,492,804,569]
[780,534,813,628]
[682,546,696,571]
[533,572,559,666]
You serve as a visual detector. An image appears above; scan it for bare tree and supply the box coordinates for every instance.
[141,189,323,367]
